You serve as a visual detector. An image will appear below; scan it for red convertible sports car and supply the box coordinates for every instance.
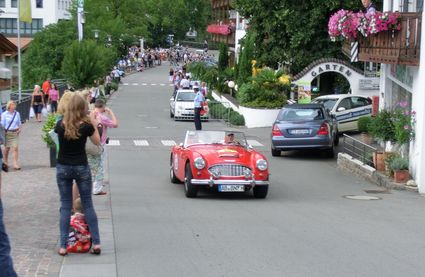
[170,130,269,198]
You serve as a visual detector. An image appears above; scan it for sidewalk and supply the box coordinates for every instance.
[3,119,117,277]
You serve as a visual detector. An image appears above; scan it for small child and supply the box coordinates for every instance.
[67,198,92,253]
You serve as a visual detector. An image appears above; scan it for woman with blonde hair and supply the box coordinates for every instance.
[1,101,22,171]
[54,94,102,256]
[31,85,45,122]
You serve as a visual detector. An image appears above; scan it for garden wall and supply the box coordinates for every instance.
[212,91,280,128]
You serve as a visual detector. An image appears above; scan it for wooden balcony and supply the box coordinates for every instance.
[342,13,421,66]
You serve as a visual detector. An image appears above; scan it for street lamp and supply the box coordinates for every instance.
[92,29,100,41]
[106,35,112,47]
[228,80,235,97]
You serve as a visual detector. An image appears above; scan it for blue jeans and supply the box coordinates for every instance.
[56,163,100,248]
[0,199,18,277]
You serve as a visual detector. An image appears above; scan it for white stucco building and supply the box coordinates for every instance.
[373,0,424,193]
[0,0,72,36]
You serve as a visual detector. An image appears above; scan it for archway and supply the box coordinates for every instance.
[291,58,379,103]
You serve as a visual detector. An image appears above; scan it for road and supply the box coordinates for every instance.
[106,63,425,277]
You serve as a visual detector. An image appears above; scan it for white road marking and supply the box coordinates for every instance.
[132,83,138,86]
[161,140,176,146]
[169,84,174,86]
[123,83,129,85]
[108,140,121,146]
[160,84,165,86]
[145,126,158,129]
[247,140,264,147]
[151,83,157,86]
[134,140,149,146]
[142,83,147,86]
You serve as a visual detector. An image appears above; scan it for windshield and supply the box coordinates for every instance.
[184,131,247,147]
[312,98,338,111]
[176,91,196,101]
[278,108,324,121]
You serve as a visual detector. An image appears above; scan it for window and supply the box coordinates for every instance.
[0,0,5,8]
[337,98,352,111]
[0,18,43,35]
[351,97,371,108]
[11,0,17,8]
[36,0,43,8]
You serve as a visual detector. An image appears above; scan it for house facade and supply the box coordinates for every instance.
[207,0,248,65]
[352,0,424,192]
[0,0,72,36]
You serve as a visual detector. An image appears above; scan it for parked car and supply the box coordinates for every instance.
[271,104,339,157]
[312,94,372,132]
[170,89,209,120]
[170,130,270,198]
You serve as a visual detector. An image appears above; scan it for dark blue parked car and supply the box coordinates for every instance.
[270,104,339,157]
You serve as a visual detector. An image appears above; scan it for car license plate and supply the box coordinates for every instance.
[289,129,310,135]
[218,185,245,192]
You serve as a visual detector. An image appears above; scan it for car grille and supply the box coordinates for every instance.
[208,164,251,177]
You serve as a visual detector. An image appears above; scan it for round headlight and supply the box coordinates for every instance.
[194,157,206,169]
[256,159,268,171]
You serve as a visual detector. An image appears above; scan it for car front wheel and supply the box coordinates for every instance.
[253,185,268,198]
[170,110,174,118]
[184,163,198,198]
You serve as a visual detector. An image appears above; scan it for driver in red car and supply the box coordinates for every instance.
[224,133,236,144]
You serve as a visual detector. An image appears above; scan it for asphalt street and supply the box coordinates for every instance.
[106,63,425,277]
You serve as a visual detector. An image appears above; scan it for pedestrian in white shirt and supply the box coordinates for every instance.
[1,101,22,171]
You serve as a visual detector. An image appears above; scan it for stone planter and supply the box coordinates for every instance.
[239,106,280,128]
[49,146,57,168]
[373,151,385,171]
[393,169,409,183]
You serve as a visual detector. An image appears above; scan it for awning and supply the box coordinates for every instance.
[207,24,232,35]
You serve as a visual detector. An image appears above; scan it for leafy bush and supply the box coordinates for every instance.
[229,111,245,126]
[357,116,372,133]
[237,69,289,109]
[388,156,409,171]
[368,110,395,142]
[218,43,229,72]
[42,114,57,147]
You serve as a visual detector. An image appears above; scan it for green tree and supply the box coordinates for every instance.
[22,20,76,88]
[237,31,255,85]
[62,40,117,89]
[218,43,229,72]
[235,0,361,74]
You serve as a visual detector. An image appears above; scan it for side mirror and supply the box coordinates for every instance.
[170,97,175,101]
[179,142,184,147]
[337,107,346,112]
[248,144,254,150]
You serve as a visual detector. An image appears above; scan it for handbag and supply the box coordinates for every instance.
[85,122,104,156]
[85,139,103,156]
[29,107,35,118]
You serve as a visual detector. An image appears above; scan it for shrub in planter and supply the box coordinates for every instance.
[358,116,372,133]
[388,156,410,183]
[368,110,395,142]
[42,114,57,147]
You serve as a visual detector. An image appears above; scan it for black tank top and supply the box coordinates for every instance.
[34,95,42,103]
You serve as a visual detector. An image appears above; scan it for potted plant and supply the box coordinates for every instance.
[42,114,58,167]
[368,110,395,171]
[388,156,409,183]
[357,116,373,145]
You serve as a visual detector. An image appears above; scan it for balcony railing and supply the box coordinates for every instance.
[342,12,421,66]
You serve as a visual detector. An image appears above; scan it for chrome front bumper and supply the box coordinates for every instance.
[191,178,269,187]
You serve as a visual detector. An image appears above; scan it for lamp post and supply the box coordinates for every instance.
[139,38,144,52]
[228,80,235,97]
[93,29,100,41]
[106,35,112,47]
